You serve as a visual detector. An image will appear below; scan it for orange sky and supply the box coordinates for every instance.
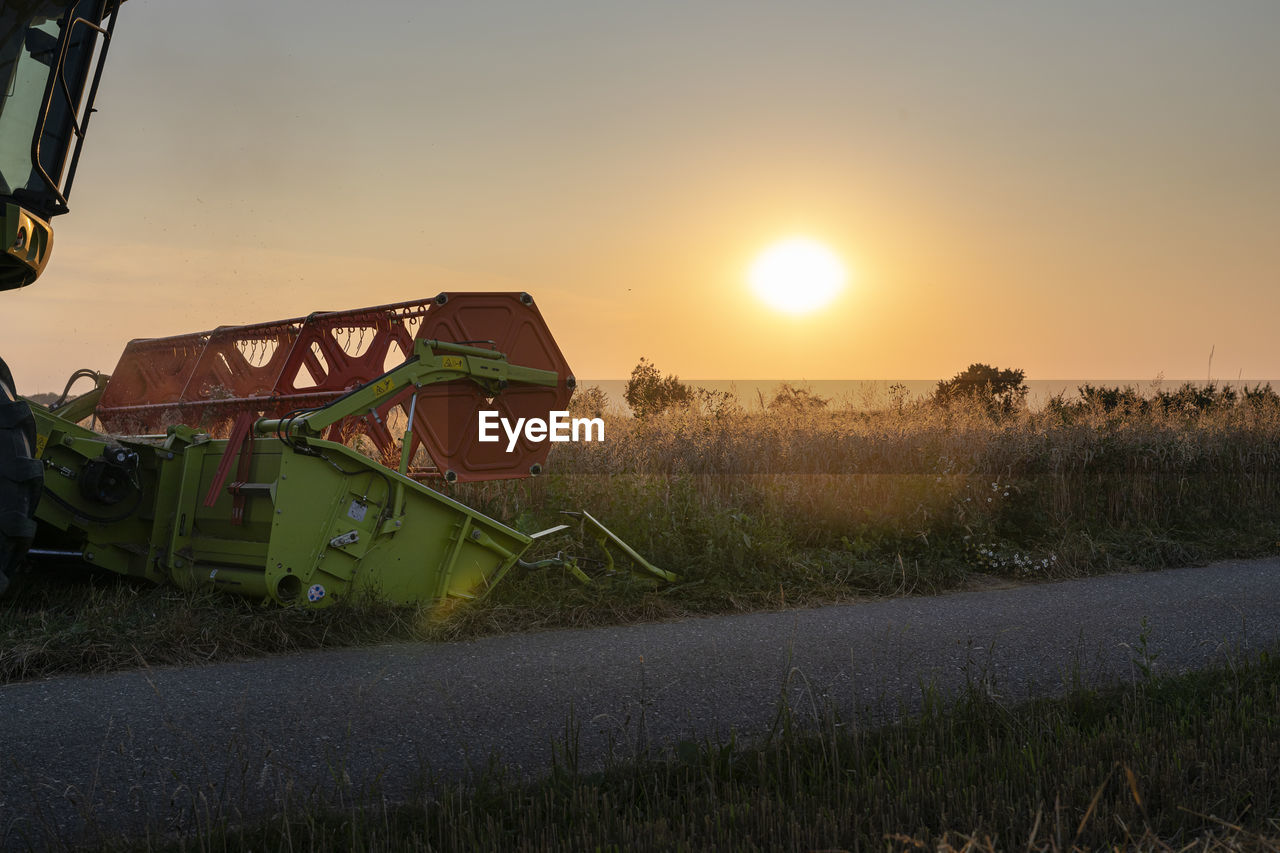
[7,1,1280,391]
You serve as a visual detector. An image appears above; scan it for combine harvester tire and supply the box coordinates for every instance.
[0,357,42,596]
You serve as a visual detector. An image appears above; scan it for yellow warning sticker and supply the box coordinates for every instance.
[372,378,395,398]
[441,356,465,370]
[34,433,48,458]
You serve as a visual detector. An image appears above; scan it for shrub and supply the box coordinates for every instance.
[568,384,610,419]
[624,358,694,418]
[933,363,1028,417]
[766,383,828,412]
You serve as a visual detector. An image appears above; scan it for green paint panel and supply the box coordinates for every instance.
[30,407,532,609]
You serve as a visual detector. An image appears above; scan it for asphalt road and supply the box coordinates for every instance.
[3,557,1279,848]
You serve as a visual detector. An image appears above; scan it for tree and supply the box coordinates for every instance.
[933,363,1028,416]
[623,358,693,418]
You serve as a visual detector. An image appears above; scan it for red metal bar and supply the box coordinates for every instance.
[96,294,574,482]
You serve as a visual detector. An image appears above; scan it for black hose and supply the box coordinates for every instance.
[51,369,102,409]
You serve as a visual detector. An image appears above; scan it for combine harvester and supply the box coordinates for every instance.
[0,1,669,604]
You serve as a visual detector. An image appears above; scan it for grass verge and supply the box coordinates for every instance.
[93,645,1280,851]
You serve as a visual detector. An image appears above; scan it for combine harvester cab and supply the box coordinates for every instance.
[30,293,672,608]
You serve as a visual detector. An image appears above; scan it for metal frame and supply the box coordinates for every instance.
[27,0,122,217]
[97,293,576,482]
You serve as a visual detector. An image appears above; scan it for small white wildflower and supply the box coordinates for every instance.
[987,497,992,503]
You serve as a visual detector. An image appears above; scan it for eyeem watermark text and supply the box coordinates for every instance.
[478,411,604,452]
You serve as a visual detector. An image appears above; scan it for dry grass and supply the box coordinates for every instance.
[468,385,1280,584]
[86,645,1280,852]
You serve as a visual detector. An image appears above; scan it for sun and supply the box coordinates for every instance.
[748,237,847,314]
